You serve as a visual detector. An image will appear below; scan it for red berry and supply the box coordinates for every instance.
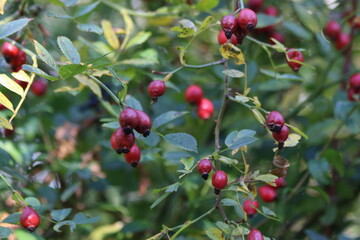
[1,42,19,63]
[221,15,238,38]
[135,110,152,137]
[272,124,289,149]
[273,177,286,189]
[110,127,135,154]
[147,80,166,102]
[266,111,285,132]
[124,144,141,167]
[238,8,258,31]
[247,0,263,12]
[259,185,277,202]
[347,87,359,102]
[15,79,28,90]
[349,73,360,90]
[0,103,6,110]
[197,159,213,180]
[286,49,304,72]
[185,85,203,104]
[10,49,26,72]
[243,199,259,217]
[31,79,47,96]
[5,127,15,137]
[268,31,285,44]
[20,207,40,232]
[218,31,238,45]
[119,107,139,134]
[197,98,214,120]
[335,32,351,50]
[324,20,341,39]
[247,229,264,240]
[264,6,278,17]
[212,170,228,194]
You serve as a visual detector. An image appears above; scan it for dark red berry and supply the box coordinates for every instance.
[233,27,248,44]
[247,0,263,13]
[266,111,285,132]
[110,127,135,154]
[247,229,264,240]
[31,79,47,96]
[212,170,228,194]
[124,144,141,167]
[259,185,277,202]
[135,110,152,137]
[272,124,289,149]
[221,15,238,38]
[273,177,286,189]
[238,8,258,31]
[20,207,40,232]
[269,31,285,44]
[185,85,203,104]
[335,32,351,50]
[243,199,259,217]
[1,42,19,63]
[119,107,139,134]
[218,30,238,45]
[197,159,213,180]
[147,80,166,102]
[197,98,214,120]
[15,79,28,90]
[264,6,279,17]
[349,73,360,91]
[0,103,6,110]
[286,49,304,72]
[324,20,341,39]
[347,87,359,102]
[10,49,26,72]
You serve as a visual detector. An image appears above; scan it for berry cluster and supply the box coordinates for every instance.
[348,73,360,101]
[1,42,26,72]
[324,20,351,50]
[185,85,214,119]
[197,158,228,195]
[265,111,289,149]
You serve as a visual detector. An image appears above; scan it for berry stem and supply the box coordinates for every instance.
[88,75,120,105]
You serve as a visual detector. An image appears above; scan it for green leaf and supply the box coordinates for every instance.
[124,95,143,111]
[205,227,225,240]
[153,111,188,129]
[25,197,41,207]
[197,0,219,11]
[255,174,278,185]
[33,40,59,72]
[57,36,81,64]
[221,198,239,207]
[323,149,344,177]
[1,212,20,224]
[261,206,277,217]
[150,192,170,209]
[14,229,41,240]
[180,157,194,170]
[165,182,181,193]
[22,65,60,81]
[164,133,198,153]
[118,84,128,103]
[222,69,244,78]
[138,132,160,147]
[256,14,278,28]
[126,31,152,49]
[73,213,100,224]
[283,21,311,40]
[75,75,102,97]
[77,24,103,35]
[286,123,308,140]
[293,4,321,33]
[218,156,238,165]
[102,121,119,129]
[51,208,72,222]
[49,0,66,6]
[59,64,87,79]
[199,16,214,31]
[74,1,99,18]
[53,220,77,232]
[0,18,32,39]
[308,158,330,185]
[171,26,194,38]
[260,69,303,81]
[259,79,292,91]
[225,129,257,149]
[334,101,356,121]
[0,227,11,238]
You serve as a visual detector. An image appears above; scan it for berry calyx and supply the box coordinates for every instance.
[218,30,238,45]
[349,73,360,91]
[324,20,341,39]
[247,0,263,13]
[272,124,289,149]
[238,8,258,31]
[1,42,19,63]
[185,85,203,104]
[197,159,213,180]
[221,15,238,38]
[247,229,264,240]
[335,32,351,50]
[259,185,277,202]
[243,199,259,217]
[286,49,304,72]
[119,107,139,134]
[197,98,214,120]
[31,79,47,96]
[110,127,135,154]
[20,207,40,232]
[212,170,228,194]
[135,110,152,137]
[266,111,285,132]
[147,80,166,102]
[124,144,141,167]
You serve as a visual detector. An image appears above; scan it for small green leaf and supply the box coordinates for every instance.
[0,227,12,238]
[256,14,279,28]
[59,64,87,79]
[286,123,308,140]
[180,157,194,170]
[73,213,100,224]
[126,31,152,49]
[77,24,103,35]
[1,212,20,224]
[102,121,119,129]
[283,21,311,40]
[118,84,128,103]
[33,40,59,72]
[150,192,170,209]
[221,198,239,207]
[261,206,277,217]
[222,69,244,78]
[164,133,198,153]
[165,182,181,193]
[49,0,66,6]
[218,156,238,165]
[308,158,330,185]
[124,95,143,111]
[53,220,77,232]
[293,4,321,33]
[74,1,99,18]
[75,75,102,97]
[153,111,188,129]
[254,174,278,185]
[171,26,195,38]
[225,129,257,149]
[57,36,81,64]
[0,18,32,39]
[51,208,72,222]
[199,16,214,31]
[205,227,225,240]
[25,197,41,207]
[22,65,60,81]
[197,0,219,11]
[14,229,40,240]
[324,149,344,177]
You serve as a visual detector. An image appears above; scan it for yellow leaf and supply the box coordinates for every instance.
[0,0,6,14]
[120,9,134,51]
[101,20,120,49]
[0,115,12,130]
[11,70,31,82]
[0,92,14,111]
[0,74,24,96]
[219,43,245,65]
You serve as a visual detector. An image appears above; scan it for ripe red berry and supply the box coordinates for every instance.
[238,8,258,31]
[197,98,214,120]
[135,110,152,137]
[247,229,264,240]
[247,0,263,13]
[212,170,228,194]
[335,32,351,50]
[349,73,360,90]
[324,20,341,39]
[120,107,139,134]
[20,207,40,232]
[10,49,26,72]
[269,32,285,44]
[243,199,259,217]
[185,85,203,104]
[110,127,135,154]
[15,79,28,90]
[197,159,213,180]
[273,176,286,189]
[286,49,304,72]
[218,30,238,45]
[259,185,277,202]
[266,111,285,132]
[31,79,47,96]
[347,87,359,102]
[147,80,166,102]
[1,42,19,63]
[272,124,289,149]
[221,15,238,38]
[124,144,141,167]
